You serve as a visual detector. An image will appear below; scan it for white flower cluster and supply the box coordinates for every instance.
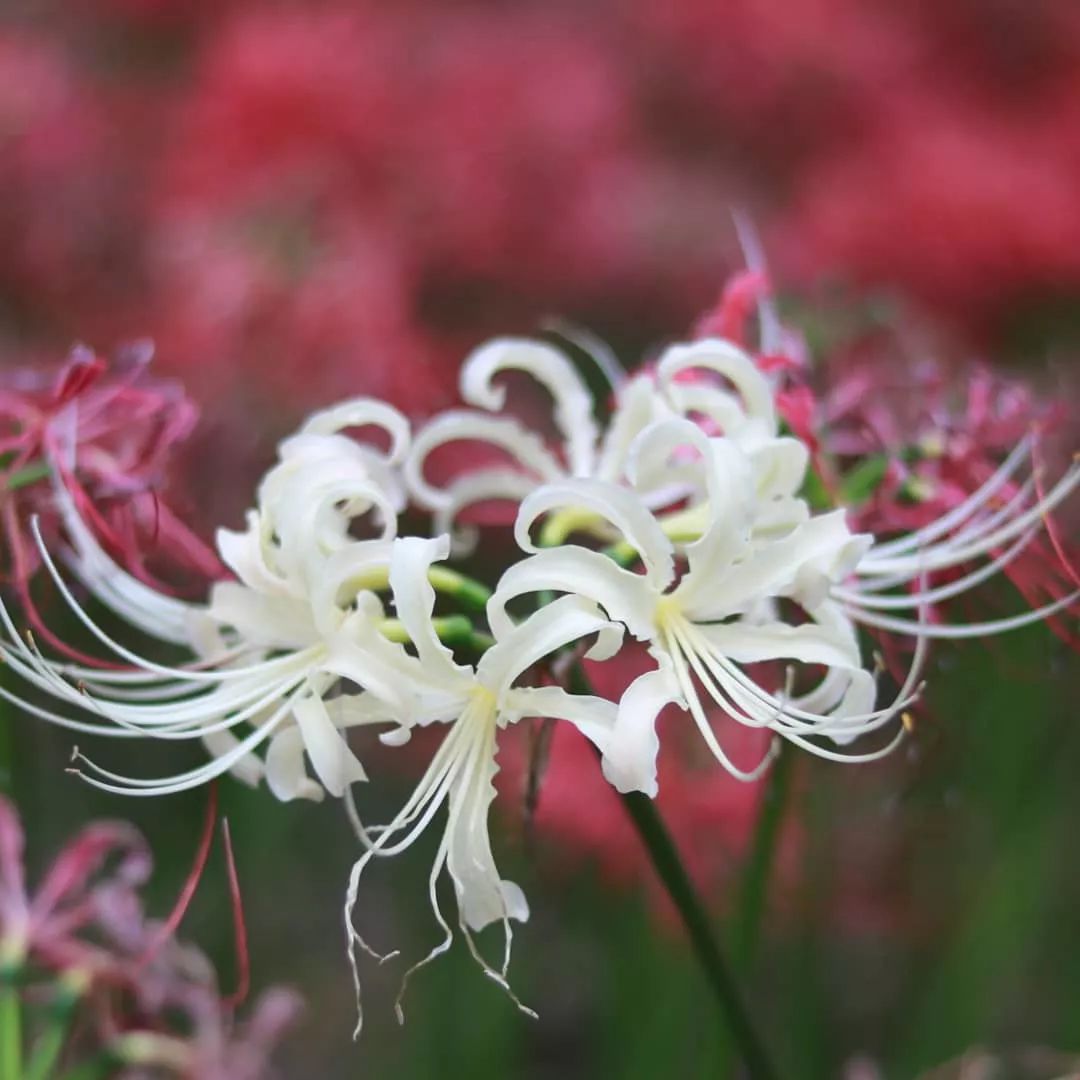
[2,336,1076,1028]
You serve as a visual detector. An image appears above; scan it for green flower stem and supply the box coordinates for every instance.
[0,984,21,1080]
[0,710,12,796]
[348,567,491,612]
[537,508,604,548]
[378,616,493,654]
[568,664,779,1079]
[25,974,85,1080]
[426,567,491,611]
[618,792,780,1080]
[56,1052,121,1080]
[733,745,795,971]
[26,1023,69,1080]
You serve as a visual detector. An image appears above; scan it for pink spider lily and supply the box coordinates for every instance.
[0,344,222,662]
[0,794,300,1074]
[0,795,151,977]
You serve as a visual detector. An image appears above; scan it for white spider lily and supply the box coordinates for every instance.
[403,337,668,545]
[213,397,410,600]
[340,535,623,1033]
[403,336,804,547]
[0,399,417,803]
[835,438,1080,638]
[489,418,923,789]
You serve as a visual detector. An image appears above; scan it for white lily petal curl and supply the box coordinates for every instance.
[603,655,683,798]
[460,337,599,478]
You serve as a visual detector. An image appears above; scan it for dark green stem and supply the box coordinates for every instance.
[0,711,12,796]
[56,1052,120,1080]
[733,745,795,971]
[618,792,780,1079]
[378,615,493,655]
[568,665,779,1079]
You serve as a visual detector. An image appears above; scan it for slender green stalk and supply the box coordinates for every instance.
[345,566,492,612]
[0,712,12,796]
[568,664,779,1079]
[377,616,493,654]
[2,461,52,492]
[427,566,491,611]
[56,1052,120,1080]
[733,745,795,971]
[26,1019,70,1080]
[618,792,780,1079]
[25,975,85,1080]
[0,985,22,1080]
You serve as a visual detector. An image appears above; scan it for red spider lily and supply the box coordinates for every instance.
[0,343,223,661]
[696,270,1078,649]
[821,349,1080,649]
[693,270,826,462]
[111,984,303,1080]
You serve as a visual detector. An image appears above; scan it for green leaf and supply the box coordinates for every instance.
[839,455,889,506]
[3,461,51,492]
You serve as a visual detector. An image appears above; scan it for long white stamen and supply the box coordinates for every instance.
[859,463,1080,578]
[867,437,1033,558]
[835,527,1037,610]
[844,590,1079,639]
[5,620,316,738]
[344,720,472,1037]
[394,722,490,1024]
[22,529,316,686]
[854,475,1037,594]
[69,687,301,796]
[663,625,777,781]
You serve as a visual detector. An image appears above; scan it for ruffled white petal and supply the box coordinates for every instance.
[405,412,563,513]
[594,375,671,484]
[387,536,471,687]
[460,338,599,479]
[657,339,777,433]
[443,720,529,931]
[488,546,657,642]
[694,619,862,670]
[602,656,682,797]
[477,594,622,699]
[292,690,367,797]
[265,727,326,803]
[515,478,675,588]
[300,397,411,465]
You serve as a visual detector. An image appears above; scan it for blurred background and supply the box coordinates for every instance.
[1,0,1079,1076]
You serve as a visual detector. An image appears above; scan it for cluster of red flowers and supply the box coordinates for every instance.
[0,345,221,661]
[633,0,1080,341]
[3,0,1080,443]
[0,794,299,1077]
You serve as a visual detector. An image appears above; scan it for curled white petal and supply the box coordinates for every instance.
[460,337,599,478]
[603,656,683,798]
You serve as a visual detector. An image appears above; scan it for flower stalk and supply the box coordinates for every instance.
[0,982,21,1080]
[24,974,84,1080]
[569,663,779,1079]
[733,745,796,971]
[618,791,779,1080]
